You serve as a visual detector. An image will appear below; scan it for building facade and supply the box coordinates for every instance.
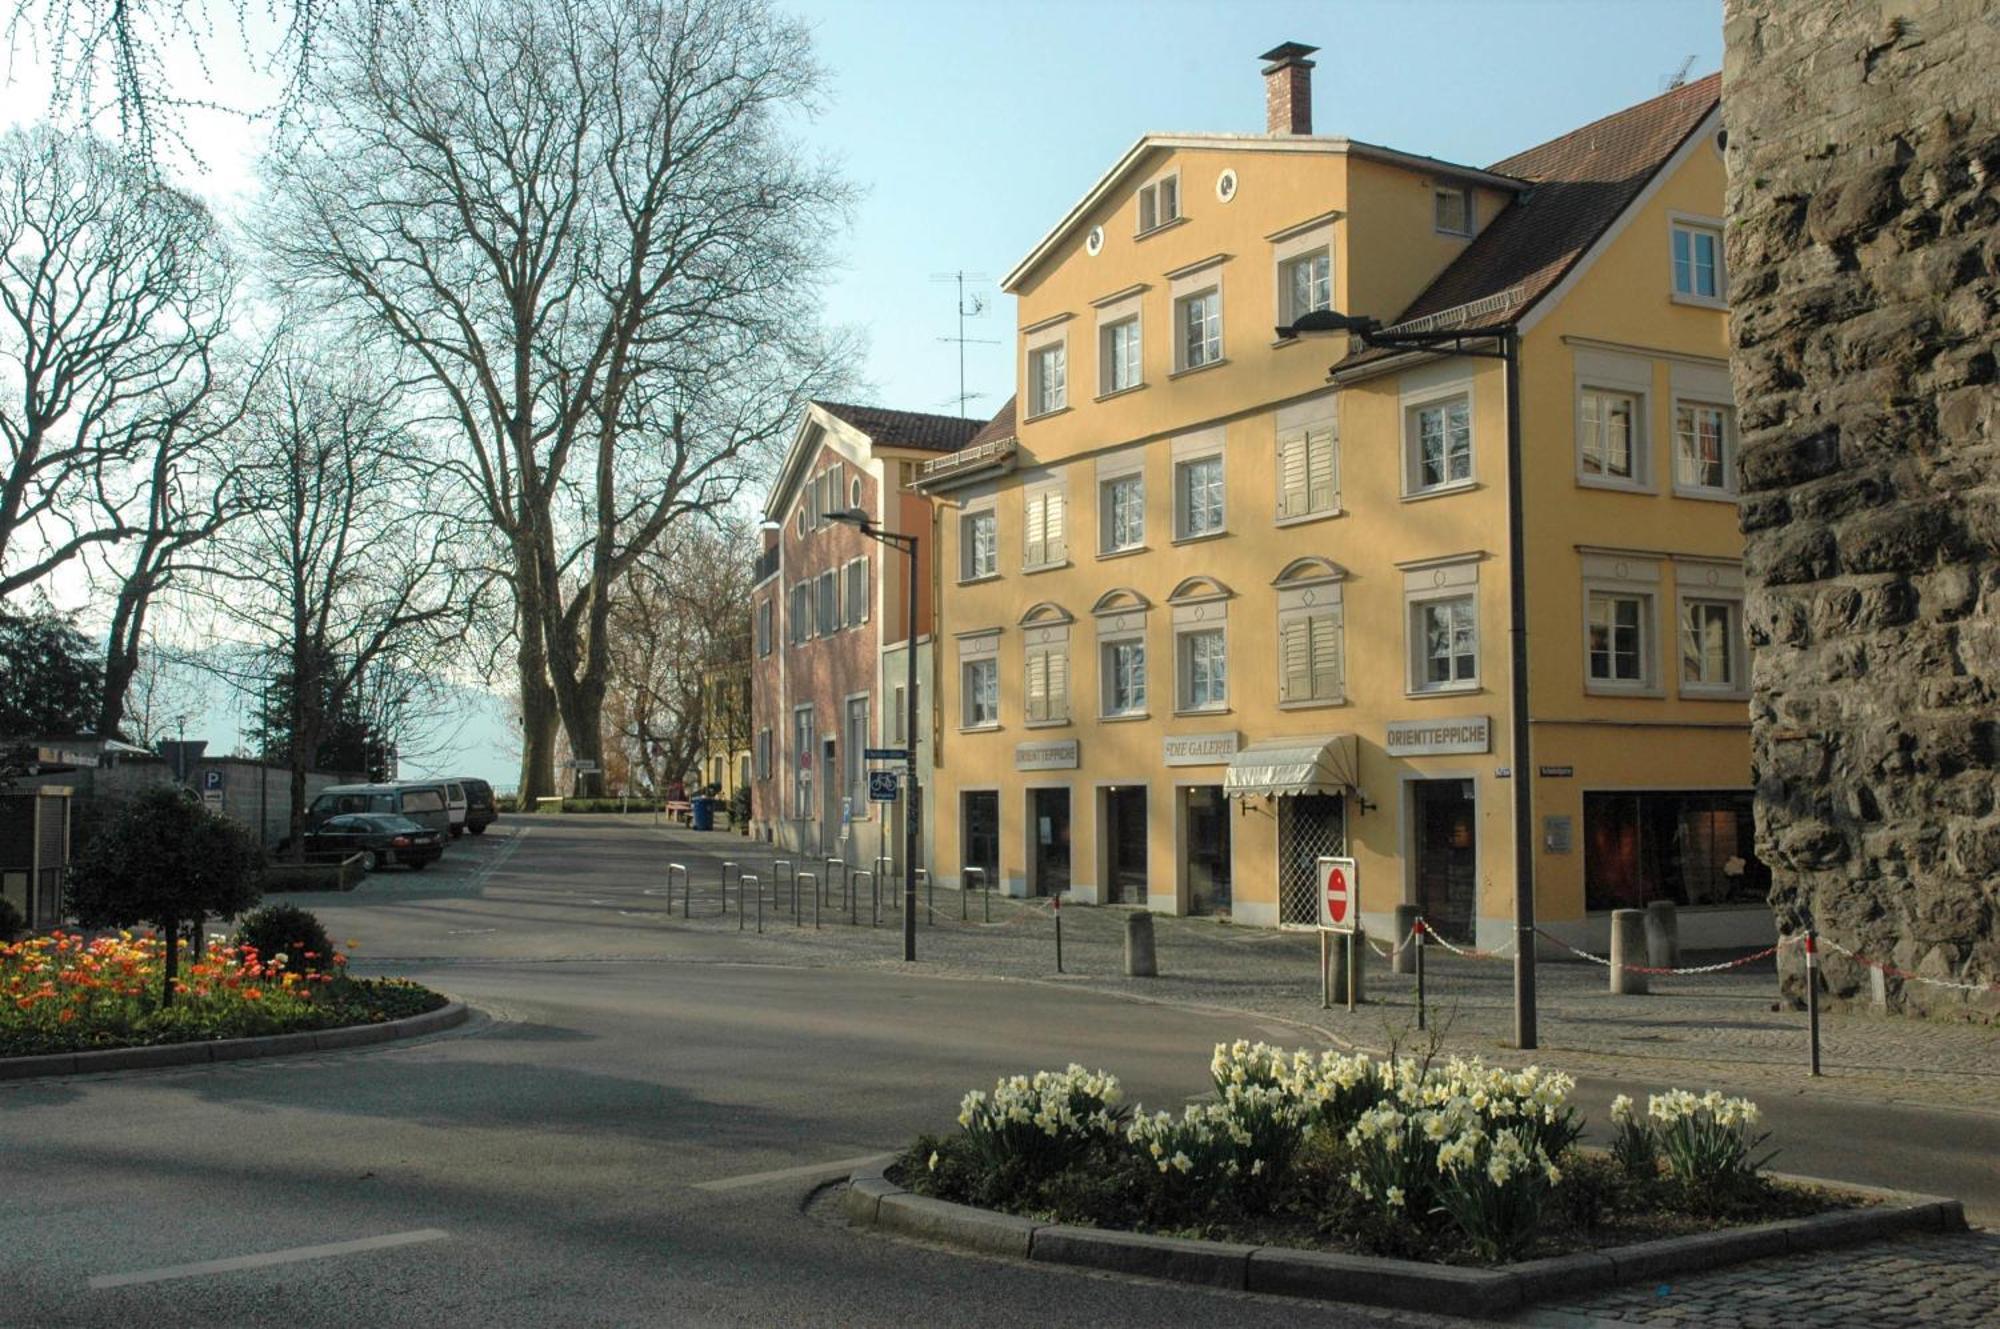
[695,659,753,811]
[921,51,1762,950]
[749,401,983,867]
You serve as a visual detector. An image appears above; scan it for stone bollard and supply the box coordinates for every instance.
[1609,909,1649,995]
[1330,927,1367,1005]
[1124,910,1158,978]
[1392,904,1421,975]
[1644,899,1680,969]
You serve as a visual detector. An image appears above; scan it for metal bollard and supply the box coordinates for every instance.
[825,858,847,917]
[853,869,873,927]
[1609,909,1649,995]
[668,863,689,919]
[1124,910,1157,978]
[722,861,738,920]
[1414,918,1428,1030]
[873,856,894,908]
[1392,904,1421,976]
[917,867,932,924]
[772,859,794,916]
[811,873,821,931]
[963,866,987,921]
[1805,929,1822,1077]
[1054,895,1063,974]
[1329,927,1365,1010]
[796,871,813,927]
[744,873,762,934]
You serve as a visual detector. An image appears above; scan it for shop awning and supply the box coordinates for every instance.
[1223,734,1359,798]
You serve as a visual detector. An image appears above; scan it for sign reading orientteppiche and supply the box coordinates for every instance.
[1316,856,1357,933]
[1385,715,1491,757]
[1014,739,1079,771]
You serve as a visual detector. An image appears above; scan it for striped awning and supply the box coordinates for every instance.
[1223,734,1359,798]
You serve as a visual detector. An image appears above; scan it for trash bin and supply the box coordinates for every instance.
[691,796,714,832]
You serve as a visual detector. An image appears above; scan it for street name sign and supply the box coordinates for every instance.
[864,747,908,761]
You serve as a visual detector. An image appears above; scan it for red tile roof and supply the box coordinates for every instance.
[965,396,1016,449]
[813,400,985,452]
[1389,72,1722,331]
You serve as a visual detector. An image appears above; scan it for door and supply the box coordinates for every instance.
[1277,794,1345,926]
[1104,786,1147,905]
[1029,788,1070,897]
[962,791,999,887]
[820,736,840,859]
[1181,786,1231,915]
[1413,779,1478,943]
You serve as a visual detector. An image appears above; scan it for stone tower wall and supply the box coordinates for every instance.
[1724,0,1998,1019]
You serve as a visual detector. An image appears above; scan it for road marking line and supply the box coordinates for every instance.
[691,1151,895,1193]
[90,1229,449,1289]
[1256,1022,1298,1041]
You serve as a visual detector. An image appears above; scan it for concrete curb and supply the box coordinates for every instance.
[843,1163,1966,1316]
[0,1000,468,1082]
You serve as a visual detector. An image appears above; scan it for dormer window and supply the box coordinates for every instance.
[1138,173,1181,234]
[1433,186,1472,237]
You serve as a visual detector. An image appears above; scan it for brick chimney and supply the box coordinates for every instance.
[1260,42,1318,136]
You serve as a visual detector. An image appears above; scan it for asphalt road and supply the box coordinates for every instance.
[2,819,1992,1328]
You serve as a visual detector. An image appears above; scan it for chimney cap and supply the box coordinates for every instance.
[1259,41,1319,73]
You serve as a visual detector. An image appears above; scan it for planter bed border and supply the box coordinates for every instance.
[841,1161,1965,1318]
[0,1000,468,1081]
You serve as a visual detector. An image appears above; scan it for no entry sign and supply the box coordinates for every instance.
[1317,856,1358,933]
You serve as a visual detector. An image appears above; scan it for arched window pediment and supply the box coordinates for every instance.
[1166,575,1233,605]
[1090,586,1151,616]
[1019,601,1074,627]
[1272,556,1347,588]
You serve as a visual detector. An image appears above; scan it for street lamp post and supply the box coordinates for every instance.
[1279,309,1538,1050]
[829,507,921,963]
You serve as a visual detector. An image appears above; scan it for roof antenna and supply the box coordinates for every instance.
[1662,54,1696,91]
[930,270,998,417]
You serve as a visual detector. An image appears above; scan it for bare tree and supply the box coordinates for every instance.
[259,0,851,801]
[605,517,753,796]
[199,345,475,854]
[0,122,234,600]
[122,640,211,749]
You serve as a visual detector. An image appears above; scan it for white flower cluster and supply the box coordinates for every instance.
[1125,1082,1299,1180]
[1646,1087,1761,1129]
[957,1063,1124,1141]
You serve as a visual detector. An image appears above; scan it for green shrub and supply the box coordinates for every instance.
[0,897,21,942]
[729,785,751,825]
[1644,1089,1775,1206]
[236,903,337,972]
[1608,1094,1661,1179]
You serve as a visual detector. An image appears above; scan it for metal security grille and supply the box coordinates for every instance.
[1277,794,1346,927]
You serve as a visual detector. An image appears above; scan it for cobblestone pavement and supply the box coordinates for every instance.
[1514,1230,2000,1328]
[635,824,2000,1114]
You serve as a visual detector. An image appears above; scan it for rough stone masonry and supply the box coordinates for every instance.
[1723,0,1998,1020]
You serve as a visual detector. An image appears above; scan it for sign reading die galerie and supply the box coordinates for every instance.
[1162,731,1239,766]
[1316,855,1357,933]
[1385,715,1491,757]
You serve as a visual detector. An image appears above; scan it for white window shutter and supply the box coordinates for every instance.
[1024,493,1046,568]
[1279,616,1311,702]
[1046,490,1065,561]
[1307,426,1338,513]
[1025,649,1047,722]
[1047,646,1067,720]
[1278,432,1308,519]
[1310,609,1344,701]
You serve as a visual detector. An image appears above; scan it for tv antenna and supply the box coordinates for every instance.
[931,270,998,418]
[1662,54,1696,91]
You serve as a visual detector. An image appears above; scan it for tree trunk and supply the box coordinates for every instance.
[552,673,607,799]
[159,918,178,1008]
[98,572,151,741]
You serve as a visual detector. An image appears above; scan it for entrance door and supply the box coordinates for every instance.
[1277,794,1345,926]
[820,736,840,859]
[1104,786,1147,904]
[1412,779,1477,943]
[962,791,999,886]
[1029,788,1070,897]
[1181,786,1231,915]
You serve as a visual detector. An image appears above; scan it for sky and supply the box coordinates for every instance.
[1,0,1725,790]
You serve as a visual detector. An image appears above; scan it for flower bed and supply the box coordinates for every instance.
[1,930,444,1057]
[897,1042,1855,1267]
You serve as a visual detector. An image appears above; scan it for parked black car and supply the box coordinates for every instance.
[301,813,444,870]
[462,777,498,835]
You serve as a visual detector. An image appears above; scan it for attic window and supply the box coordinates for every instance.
[1433,187,1472,237]
[1138,174,1181,235]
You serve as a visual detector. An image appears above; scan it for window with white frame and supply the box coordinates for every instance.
[845,696,869,809]
[1175,454,1224,539]
[791,707,814,817]
[844,558,869,626]
[1024,637,1068,724]
[815,569,839,635]
[1279,248,1331,327]
[1680,598,1742,691]
[1137,173,1179,233]
[960,508,997,580]
[1587,591,1652,686]
[1102,639,1147,716]
[1100,473,1144,553]
[1580,388,1642,482]
[1675,402,1734,495]
[962,658,999,728]
[1275,418,1338,521]
[1434,186,1472,236]
[1406,393,1472,493]
[1671,220,1725,301]
[755,598,772,656]
[755,728,771,780]
[1029,341,1067,416]
[1581,551,1663,693]
[1101,317,1142,394]
[1175,288,1221,371]
[1022,483,1066,569]
[1177,628,1227,711]
[1403,556,1482,693]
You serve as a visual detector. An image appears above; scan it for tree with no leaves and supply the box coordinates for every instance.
[259,0,851,802]
[0,122,236,602]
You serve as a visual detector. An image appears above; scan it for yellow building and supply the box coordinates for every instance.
[920,51,1761,950]
[697,659,753,810]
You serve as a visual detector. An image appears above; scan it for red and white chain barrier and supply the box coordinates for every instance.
[1528,928,1794,976]
[1413,923,1516,962]
[1814,933,2000,994]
